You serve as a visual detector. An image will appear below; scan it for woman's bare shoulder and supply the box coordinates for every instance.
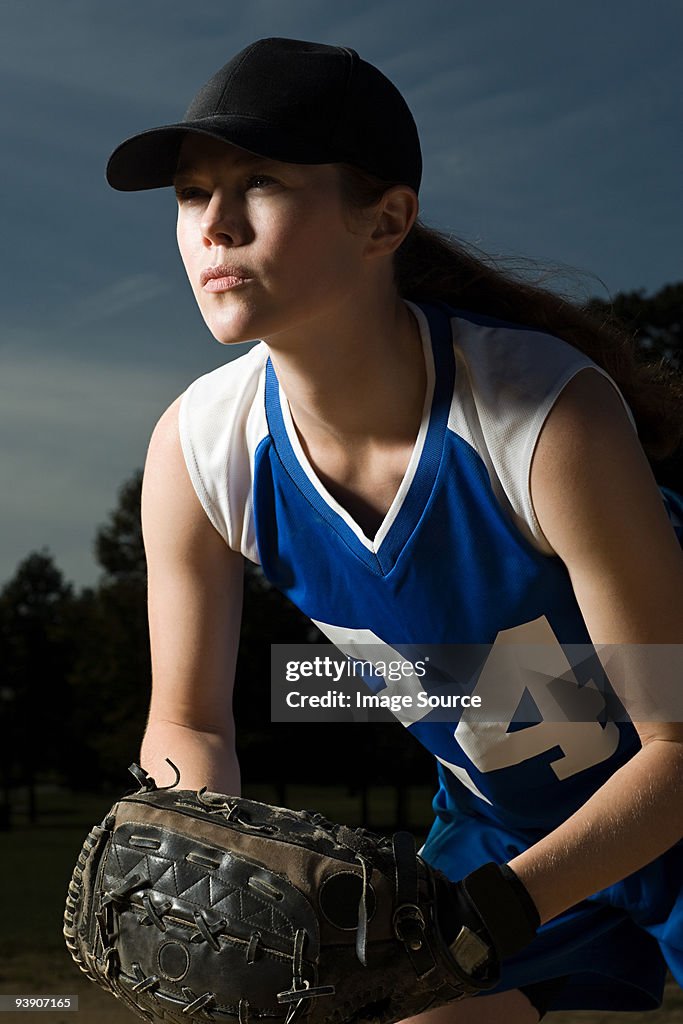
[143,393,240,562]
[531,367,683,643]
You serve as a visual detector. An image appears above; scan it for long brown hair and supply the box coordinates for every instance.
[338,164,682,460]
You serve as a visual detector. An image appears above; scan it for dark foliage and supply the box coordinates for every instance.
[94,470,146,585]
[587,282,683,371]
[0,551,75,817]
[587,284,683,490]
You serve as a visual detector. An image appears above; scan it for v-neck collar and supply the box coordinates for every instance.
[263,301,455,576]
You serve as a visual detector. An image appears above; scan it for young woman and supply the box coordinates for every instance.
[106,38,683,1021]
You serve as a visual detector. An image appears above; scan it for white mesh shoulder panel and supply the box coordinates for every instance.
[178,343,269,562]
[447,317,637,554]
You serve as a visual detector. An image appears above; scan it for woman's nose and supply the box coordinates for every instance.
[200,191,250,248]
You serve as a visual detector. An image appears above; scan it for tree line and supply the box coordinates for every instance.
[0,283,681,824]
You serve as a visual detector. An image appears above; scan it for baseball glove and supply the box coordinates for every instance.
[64,763,538,1023]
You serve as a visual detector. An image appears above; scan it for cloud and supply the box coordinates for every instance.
[0,343,189,587]
[63,274,172,329]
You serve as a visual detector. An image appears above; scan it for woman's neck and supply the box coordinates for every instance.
[263,291,426,454]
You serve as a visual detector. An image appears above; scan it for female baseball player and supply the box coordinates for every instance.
[106,38,683,1021]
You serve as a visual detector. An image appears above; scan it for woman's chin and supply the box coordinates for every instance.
[203,315,262,347]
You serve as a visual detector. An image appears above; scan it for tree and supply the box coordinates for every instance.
[587,281,683,491]
[67,472,150,788]
[94,469,146,585]
[587,281,683,370]
[0,549,75,818]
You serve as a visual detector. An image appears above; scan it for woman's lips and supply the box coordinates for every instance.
[200,266,252,292]
[203,275,250,293]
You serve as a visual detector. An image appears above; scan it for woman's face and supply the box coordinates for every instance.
[174,134,372,346]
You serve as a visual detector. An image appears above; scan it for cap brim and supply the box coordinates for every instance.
[106,117,340,192]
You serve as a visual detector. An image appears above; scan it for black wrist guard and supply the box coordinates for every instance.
[436,861,540,973]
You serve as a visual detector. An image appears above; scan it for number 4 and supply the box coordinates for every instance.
[453,617,620,792]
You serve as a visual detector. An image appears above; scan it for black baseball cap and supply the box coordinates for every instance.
[106,37,422,194]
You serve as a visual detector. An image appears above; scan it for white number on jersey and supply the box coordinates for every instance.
[314,616,620,802]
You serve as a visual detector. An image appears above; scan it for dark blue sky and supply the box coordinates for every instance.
[1,0,681,587]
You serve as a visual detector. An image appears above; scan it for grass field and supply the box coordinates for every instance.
[0,785,680,1023]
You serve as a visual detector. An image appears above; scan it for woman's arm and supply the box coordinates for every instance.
[140,394,244,793]
[509,367,683,924]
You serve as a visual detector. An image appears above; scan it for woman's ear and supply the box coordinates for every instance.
[364,185,419,259]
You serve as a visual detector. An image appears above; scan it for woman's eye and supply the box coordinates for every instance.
[174,187,206,203]
[247,175,277,190]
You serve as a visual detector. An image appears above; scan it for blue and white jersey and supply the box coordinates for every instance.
[179,301,677,833]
